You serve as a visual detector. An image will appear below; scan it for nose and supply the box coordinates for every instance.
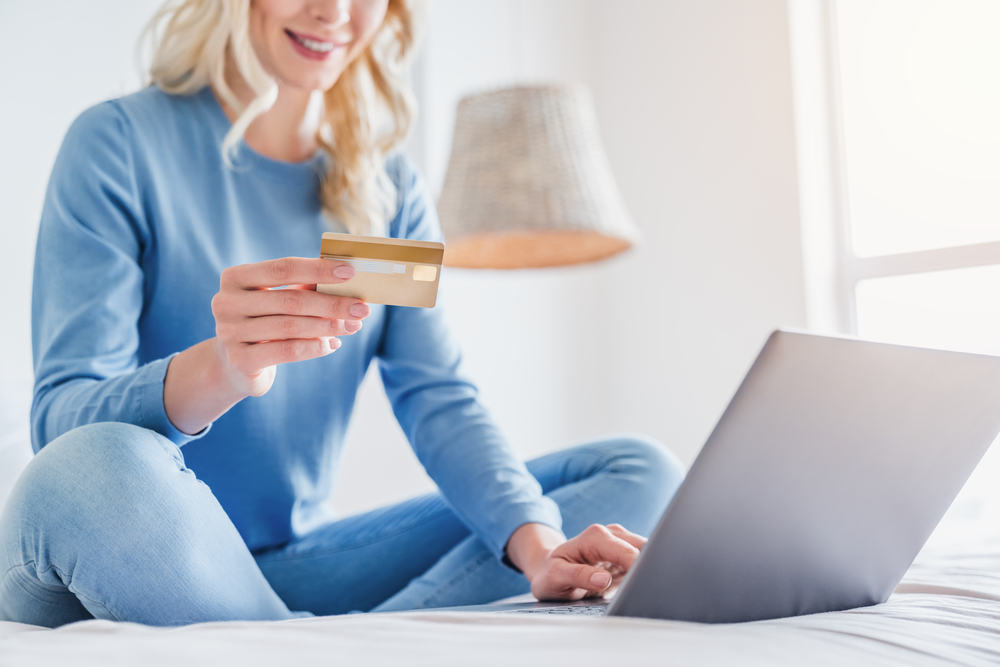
[311,0,351,29]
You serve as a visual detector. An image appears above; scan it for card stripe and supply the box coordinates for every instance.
[321,239,444,264]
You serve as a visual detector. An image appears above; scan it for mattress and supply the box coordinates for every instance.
[2,536,998,667]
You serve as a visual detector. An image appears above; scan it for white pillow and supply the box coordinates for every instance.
[0,376,33,514]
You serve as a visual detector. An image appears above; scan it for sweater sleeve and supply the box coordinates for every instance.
[30,101,205,452]
[376,155,563,561]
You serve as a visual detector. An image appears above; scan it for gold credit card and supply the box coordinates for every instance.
[316,232,444,308]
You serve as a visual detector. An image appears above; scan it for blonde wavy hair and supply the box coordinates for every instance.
[144,0,418,235]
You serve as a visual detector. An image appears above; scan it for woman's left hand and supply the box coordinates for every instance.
[506,523,647,601]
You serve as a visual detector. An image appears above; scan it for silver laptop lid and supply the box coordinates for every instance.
[608,330,1000,623]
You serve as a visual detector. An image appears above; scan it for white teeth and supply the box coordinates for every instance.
[293,34,335,53]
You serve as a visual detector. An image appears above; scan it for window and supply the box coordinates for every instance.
[790,0,1000,538]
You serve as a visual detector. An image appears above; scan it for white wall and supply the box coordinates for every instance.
[0,1,807,518]
[0,0,164,389]
[593,0,807,461]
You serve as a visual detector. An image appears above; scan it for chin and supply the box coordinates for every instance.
[276,70,343,94]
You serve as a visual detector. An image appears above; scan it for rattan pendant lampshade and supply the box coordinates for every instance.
[436,84,640,269]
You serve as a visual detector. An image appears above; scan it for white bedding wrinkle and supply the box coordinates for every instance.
[1,541,998,667]
[899,542,1000,601]
[0,596,997,667]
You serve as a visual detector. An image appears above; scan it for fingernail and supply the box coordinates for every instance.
[590,572,611,589]
[345,319,362,332]
[349,303,370,318]
[334,265,355,279]
[325,337,341,352]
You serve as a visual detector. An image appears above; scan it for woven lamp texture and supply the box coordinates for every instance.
[436,84,640,269]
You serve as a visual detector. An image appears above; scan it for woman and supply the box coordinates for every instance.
[0,0,684,627]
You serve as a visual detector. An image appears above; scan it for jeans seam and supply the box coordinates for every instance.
[0,563,77,608]
[0,566,52,608]
[0,562,23,584]
[22,559,72,587]
[8,561,123,622]
[0,561,56,588]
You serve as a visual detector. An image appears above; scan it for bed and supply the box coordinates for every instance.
[2,382,999,666]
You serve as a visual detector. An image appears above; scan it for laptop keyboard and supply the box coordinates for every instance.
[503,603,608,616]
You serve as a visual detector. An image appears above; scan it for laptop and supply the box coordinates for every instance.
[431,330,1000,622]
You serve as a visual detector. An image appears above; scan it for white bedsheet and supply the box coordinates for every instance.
[2,539,998,667]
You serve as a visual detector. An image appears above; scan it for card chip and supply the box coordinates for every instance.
[412,265,438,282]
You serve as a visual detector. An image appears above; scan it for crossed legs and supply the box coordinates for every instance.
[0,422,684,626]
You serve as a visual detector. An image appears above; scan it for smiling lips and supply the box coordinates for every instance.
[285,29,344,60]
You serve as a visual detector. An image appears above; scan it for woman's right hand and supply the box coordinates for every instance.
[211,257,371,397]
[164,257,370,435]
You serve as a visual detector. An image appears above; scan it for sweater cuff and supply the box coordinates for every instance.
[137,354,211,446]
[492,495,564,570]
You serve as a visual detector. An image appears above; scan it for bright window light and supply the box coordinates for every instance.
[856,267,1000,536]
[837,0,1000,258]
[856,265,1000,355]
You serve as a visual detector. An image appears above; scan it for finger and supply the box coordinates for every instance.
[219,316,360,344]
[227,337,340,374]
[225,287,371,321]
[223,257,355,290]
[575,525,641,570]
[606,524,648,551]
[552,561,613,596]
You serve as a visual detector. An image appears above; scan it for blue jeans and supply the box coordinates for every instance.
[0,423,684,627]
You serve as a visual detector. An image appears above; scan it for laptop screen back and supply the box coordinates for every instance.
[608,331,1000,623]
